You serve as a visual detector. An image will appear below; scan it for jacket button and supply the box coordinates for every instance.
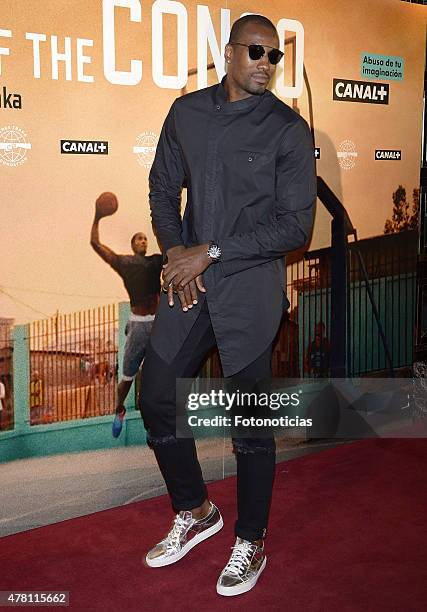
[248,156,253,162]
[215,104,221,110]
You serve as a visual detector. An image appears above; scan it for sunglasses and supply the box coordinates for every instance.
[230,43,284,65]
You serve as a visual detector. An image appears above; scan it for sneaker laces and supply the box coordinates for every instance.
[164,512,194,552]
[223,539,255,577]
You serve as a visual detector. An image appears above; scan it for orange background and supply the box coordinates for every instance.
[0,0,425,322]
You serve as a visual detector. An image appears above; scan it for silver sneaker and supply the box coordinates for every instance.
[145,501,223,568]
[216,537,267,596]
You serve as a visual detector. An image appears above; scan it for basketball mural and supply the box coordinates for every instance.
[0,0,425,322]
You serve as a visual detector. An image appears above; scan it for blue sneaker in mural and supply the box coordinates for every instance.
[112,407,126,438]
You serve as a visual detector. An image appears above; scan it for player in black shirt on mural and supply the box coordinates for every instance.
[90,194,162,437]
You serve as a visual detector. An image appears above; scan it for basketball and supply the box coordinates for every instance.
[96,192,118,217]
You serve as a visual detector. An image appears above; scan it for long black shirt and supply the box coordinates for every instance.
[148,76,316,376]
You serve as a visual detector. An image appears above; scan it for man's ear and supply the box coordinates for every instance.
[224,43,232,64]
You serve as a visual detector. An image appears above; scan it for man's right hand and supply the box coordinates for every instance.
[163,246,206,311]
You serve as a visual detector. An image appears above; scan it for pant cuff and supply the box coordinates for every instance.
[172,493,208,512]
[235,525,267,542]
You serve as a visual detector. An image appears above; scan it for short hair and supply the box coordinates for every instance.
[229,15,278,43]
[131,233,146,249]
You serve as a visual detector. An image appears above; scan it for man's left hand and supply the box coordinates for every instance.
[162,244,212,290]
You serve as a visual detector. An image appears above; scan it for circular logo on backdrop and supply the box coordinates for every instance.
[337,140,358,171]
[133,131,158,169]
[0,125,32,167]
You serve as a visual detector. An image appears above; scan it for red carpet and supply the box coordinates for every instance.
[1,439,426,611]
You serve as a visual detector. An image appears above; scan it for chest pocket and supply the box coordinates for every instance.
[233,149,269,168]
[229,149,273,192]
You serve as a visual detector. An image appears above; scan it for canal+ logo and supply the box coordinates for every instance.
[333,78,389,105]
[375,149,401,161]
[60,140,108,154]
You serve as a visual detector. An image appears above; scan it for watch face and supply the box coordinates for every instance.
[208,244,221,260]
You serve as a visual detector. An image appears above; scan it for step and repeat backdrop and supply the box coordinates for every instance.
[0,0,425,322]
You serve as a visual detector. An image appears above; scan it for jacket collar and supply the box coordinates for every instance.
[214,75,269,112]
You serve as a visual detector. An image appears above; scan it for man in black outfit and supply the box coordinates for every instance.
[140,14,316,596]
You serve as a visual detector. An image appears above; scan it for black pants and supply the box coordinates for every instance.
[139,301,276,541]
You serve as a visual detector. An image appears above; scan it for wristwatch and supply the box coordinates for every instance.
[207,242,221,263]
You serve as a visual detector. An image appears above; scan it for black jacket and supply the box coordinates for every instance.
[148,76,316,376]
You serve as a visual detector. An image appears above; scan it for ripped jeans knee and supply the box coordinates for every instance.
[146,432,178,449]
[232,437,276,455]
